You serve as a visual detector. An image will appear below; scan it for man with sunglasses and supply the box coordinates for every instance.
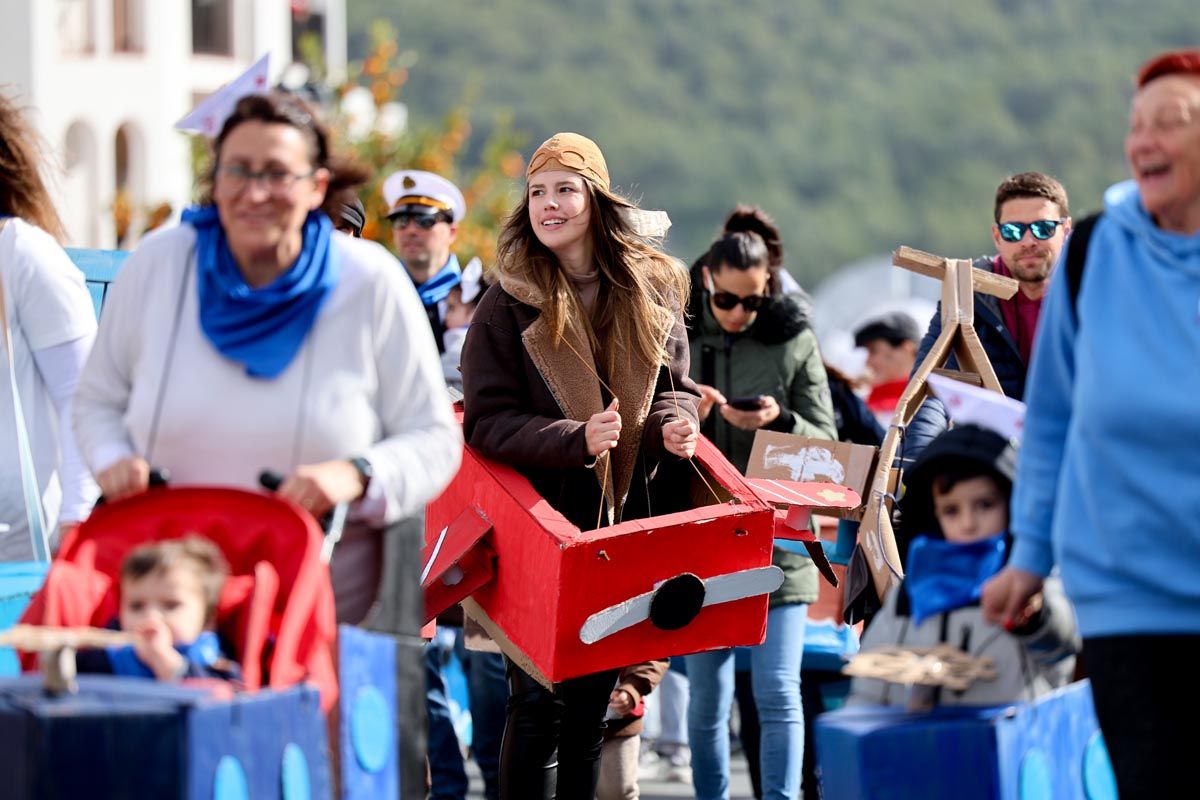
[382,169,510,800]
[383,169,468,353]
[905,172,1071,463]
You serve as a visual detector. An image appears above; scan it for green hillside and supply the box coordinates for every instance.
[347,0,1198,285]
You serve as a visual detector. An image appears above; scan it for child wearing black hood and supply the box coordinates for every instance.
[845,424,1078,709]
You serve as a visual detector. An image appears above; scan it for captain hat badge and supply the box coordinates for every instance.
[382,170,466,223]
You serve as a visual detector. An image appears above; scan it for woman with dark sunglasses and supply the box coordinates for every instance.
[684,206,835,800]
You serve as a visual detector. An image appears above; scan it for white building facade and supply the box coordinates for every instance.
[0,0,346,248]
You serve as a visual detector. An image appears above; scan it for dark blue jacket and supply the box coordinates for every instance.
[829,375,885,447]
[904,256,1026,463]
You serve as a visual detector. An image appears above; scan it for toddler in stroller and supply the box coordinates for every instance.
[19,485,339,709]
[74,537,241,683]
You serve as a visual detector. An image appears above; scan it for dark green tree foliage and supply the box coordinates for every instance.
[349,0,1197,284]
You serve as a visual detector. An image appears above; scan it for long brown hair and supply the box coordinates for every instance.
[496,179,689,376]
[0,93,66,241]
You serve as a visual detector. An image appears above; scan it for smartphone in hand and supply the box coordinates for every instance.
[726,395,768,411]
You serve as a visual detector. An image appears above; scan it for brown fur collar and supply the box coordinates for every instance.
[498,269,668,523]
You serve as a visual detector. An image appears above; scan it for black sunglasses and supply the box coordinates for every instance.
[706,273,771,312]
[709,289,772,312]
[997,218,1066,243]
[391,213,447,230]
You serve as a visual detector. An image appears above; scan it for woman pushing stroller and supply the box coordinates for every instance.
[71,91,461,623]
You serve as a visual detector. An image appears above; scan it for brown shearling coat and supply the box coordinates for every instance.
[460,270,700,530]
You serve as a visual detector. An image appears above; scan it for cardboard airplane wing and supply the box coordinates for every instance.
[745,478,861,588]
[424,410,860,685]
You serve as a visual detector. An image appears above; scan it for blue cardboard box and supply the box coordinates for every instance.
[0,675,330,799]
[815,680,1117,800]
[338,625,400,799]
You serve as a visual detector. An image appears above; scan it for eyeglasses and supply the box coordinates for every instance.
[1128,102,1199,137]
[706,274,771,312]
[391,213,447,231]
[996,219,1067,243]
[216,164,315,194]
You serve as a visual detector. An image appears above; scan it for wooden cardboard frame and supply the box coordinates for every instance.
[855,247,1018,600]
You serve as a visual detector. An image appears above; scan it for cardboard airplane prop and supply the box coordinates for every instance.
[423,411,859,685]
[855,247,1019,601]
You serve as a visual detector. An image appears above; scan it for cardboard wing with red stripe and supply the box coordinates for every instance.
[744,478,861,587]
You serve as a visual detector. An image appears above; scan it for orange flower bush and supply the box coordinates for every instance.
[328,21,526,269]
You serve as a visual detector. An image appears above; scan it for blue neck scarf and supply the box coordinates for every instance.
[184,205,339,379]
[409,254,462,307]
[105,630,224,678]
[904,533,1008,626]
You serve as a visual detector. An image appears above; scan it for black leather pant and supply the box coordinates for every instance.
[1084,635,1200,800]
[499,659,619,800]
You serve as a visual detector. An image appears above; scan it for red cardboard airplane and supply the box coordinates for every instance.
[423,414,859,685]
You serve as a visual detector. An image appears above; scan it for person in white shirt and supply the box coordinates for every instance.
[73,92,462,623]
[0,94,99,560]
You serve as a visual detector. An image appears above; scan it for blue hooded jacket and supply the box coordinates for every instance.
[1009,180,1200,637]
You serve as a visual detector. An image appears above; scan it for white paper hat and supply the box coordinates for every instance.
[175,54,272,137]
[927,372,1026,443]
[459,257,485,304]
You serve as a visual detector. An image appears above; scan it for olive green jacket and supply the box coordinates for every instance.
[687,287,837,605]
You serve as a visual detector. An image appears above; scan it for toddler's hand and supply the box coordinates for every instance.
[608,688,635,716]
[132,618,185,681]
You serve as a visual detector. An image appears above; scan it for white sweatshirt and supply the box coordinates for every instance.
[0,217,99,559]
[74,224,462,620]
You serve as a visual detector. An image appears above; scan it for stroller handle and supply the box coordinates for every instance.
[257,469,344,564]
[258,470,285,492]
[93,467,170,508]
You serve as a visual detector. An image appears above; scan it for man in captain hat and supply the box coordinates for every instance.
[383,169,467,353]
[384,169,509,798]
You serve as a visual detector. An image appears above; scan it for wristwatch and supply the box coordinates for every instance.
[348,456,374,500]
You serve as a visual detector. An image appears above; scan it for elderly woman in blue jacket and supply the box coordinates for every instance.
[983,49,1200,800]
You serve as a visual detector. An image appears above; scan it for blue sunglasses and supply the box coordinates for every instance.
[997,219,1066,243]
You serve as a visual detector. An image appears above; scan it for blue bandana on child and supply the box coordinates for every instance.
[905,533,1008,625]
[410,253,462,307]
[105,630,225,679]
[184,205,339,379]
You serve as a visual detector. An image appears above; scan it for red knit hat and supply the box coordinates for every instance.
[1136,49,1200,88]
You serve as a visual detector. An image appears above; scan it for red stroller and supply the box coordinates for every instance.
[17,486,339,711]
